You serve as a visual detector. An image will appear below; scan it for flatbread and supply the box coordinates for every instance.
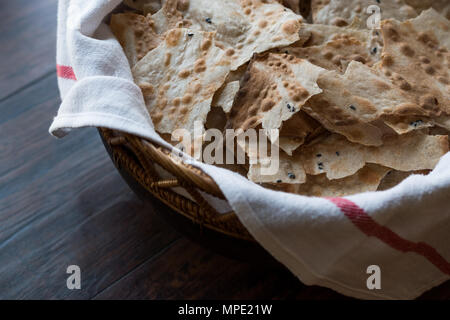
[299,22,373,47]
[298,131,448,180]
[212,81,240,113]
[248,150,307,184]
[230,53,325,148]
[110,13,161,67]
[303,61,425,146]
[404,0,450,20]
[283,164,390,197]
[379,9,450,131]
[312,0,417,27]
[133,28,231,136]
[278,111,322,155]
[280,34,381,73]
[248,130,448,183]
[179,0,304,70]
[150,0,192,34]
[114,1,449,197]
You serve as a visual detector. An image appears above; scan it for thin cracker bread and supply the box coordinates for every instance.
[299,131,448,179]
[150,0,192,34]
[230,53,325,149]
[278,111,322,155]
[133,28,231,136]
[179,0,304,70]
[281,164,390,197]
[212,81,240,113]
[299,22,375,47]
[249,131,448,183]
[312,0,417,27]
[304,61,422,146]
[379,9,450,131]
[110,13,161,67]
[280,34,381,73]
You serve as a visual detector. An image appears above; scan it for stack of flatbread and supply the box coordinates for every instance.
[110,0,449,197]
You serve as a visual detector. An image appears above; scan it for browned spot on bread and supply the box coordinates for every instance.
[166,28,182,47]
[438,76,449,84]
[332,18,348,27]
[226,49,235,56]
[382,54,394,67]
[179,106,189,115]
[201,39,212,51]
[399,80,412,91]
[194,58,207,73]
[386,26,400,42]
[164,53,172,66]
[400,44,415,57]
[139,82,154,98]
[353,97,377,114]
[182,94,193,104]
[152,113,163,125]
[178,69,191,78]
[193,83,202,94]
[282,20,299,35]
[419,56,430,64]
[172,97,181,106]
[424,66,435,75]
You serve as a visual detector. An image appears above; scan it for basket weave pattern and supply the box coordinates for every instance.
[100,128,254,241]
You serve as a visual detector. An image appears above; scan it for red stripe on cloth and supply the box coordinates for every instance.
[328,197,450,275]
[56,65,77,80]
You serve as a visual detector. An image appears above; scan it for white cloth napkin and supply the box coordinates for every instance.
[50,0,450,300]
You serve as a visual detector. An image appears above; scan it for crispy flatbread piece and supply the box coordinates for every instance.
[110,13,161,67]
[299,132,448,179]
[212,81,240,113]
[133,28,231,135]
[248,150,307,184]
[230,53,325,147]
[248,131,448,183]
[179,0,304,70]
[283,164,390,197]
[304,61,425,146]
[379,9,450,131]
[150,0,192,34]
[281,35,380,73]
[278,111,322,155]
[312,0,417,27]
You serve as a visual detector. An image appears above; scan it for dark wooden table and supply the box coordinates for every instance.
[0,0,448,300]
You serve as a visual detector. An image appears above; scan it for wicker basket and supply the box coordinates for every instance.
[99,128,254,241]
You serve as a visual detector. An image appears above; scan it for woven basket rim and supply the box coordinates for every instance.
[99,127,254,241]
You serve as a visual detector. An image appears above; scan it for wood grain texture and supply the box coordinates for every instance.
[0,0,448,300]
[0,74,181,299]
[94,238,348,300]
[0,0,58,101]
